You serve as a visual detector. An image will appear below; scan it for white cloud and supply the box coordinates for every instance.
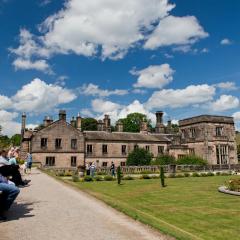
[132,89,147,94]
[0,95,12,109]
[145,84,215,110]
[80,83,128,97]
[0,110,21,136]
[220,38,232,45]
[172,45,192,53]
[132,64,174,89]
[12,78,77,113]
[214,81,237,91]
[210,95,239,112]
[144,15,208,49]
[164,53,174,58]
[201,48,209,53]
[91,99,122,113]
[233,112,240,131]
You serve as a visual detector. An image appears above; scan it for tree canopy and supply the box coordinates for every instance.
[126,148,153,166]
[120,113,153,133]
[81,118,98,131]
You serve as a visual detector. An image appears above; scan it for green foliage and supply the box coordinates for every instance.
[200,173,207,177]
[175,174,184,178]
[0,135,11,149]
[141,174,151,179]
[104,175,115,181]
[64,171,73,176]
[96,172,105,175]
[153,154,176,165]
[117,166,122,185]
[72,174,79,182]
[171,124,180,133]
[84,176,93,182]
[192,172,200,177]
[206,172,214,176]
[168,173,176,178]
[94,176,103,181]
[81,118,98,131]
[126,148,153,166]
[176,155,207,166]
[160,166,165,187]
[123,175,134,180]
[140,170,154,174]
[10,134,21,146]
[184,173,190,177]
[120,113,152,133]
[227,178,240,192]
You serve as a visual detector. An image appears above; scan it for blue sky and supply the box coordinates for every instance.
[0,0,240,135]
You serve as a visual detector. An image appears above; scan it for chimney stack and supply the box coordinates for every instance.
[76,113,82,131]
[140,121,148,134]
[43,116,53,127]
[103,114,111,132]
[155,111,165,133]
[59,110,66,121]
[167,119,172,134]
[70,117,76,127]
[21,112,26,137]
[97,120,104,131]
[116,120,123,132]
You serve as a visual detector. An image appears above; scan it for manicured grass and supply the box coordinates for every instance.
[60,174,240,240]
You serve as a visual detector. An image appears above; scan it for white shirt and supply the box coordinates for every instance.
[0,156,10,167]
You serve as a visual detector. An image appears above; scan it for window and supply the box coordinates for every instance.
[46,157,55,166]
[41,138,47,148]
[71,156,77,167]
[71,139,77,149]
[102,144,108,154]
[158,146,164,155]
[216,145,229,164]
[87,144,93,154]
[189,128,196,138]
[55,138,62,149]
[102,162,108,167]
[122,145,127,155]
[120,162,126,166]
[189,148,195,155]
[145,145,150,151]
[216,127,223,136]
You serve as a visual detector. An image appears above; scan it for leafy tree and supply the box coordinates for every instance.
[0,135,11,149]
[81,118,98,131]
[126,148,153,166]
[11,134,21,146]
[176,155,207,166]
[171,124,179,133]
[153,154,176,165]
[120,113,152,133]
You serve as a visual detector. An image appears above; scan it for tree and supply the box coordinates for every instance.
[0,135,11,149]
[171,124,179,133]
[176,155,207,165]
[81,118,98,131]
[11,134,21,146]
[120,113,152,133]
[153,154,176,165]
[126,148,153,166]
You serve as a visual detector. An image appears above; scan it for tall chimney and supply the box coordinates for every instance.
[116,120,123,132]
[155,111,165,133]
[59,110,66,121]
[70,117,76,127]
[140,121,148,134]
[97,120,104,131]
[76,113,82,131]
[103,114,111,132]
[21,112,26,137]
[43,116,53,127]
[167,119,172,134]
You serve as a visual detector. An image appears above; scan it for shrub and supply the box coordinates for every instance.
[168,173,176,178]
[72,174,79,182]
[104,175,114,181]
[94,176,103,181]
[123,175,134,180]
[192,172,200,177]
[97,172,105,175]
[56,171,65,177]
[227,178,240,192]
[206,172,214,176]
[140,170,153,174]
[153,154,176,165]
[184,173,190,177]
[84,176,93,182]
[216,172,221,176]
[176,155,207,166]
[64,171,73,176]
[221,172,231,176]
[117,166,122,185]
[200,173,207,177]
[160,166,165,187]
[141,174,151,179]
[126,148,153,166]
[176,174,184,178]
[151,175,159,179]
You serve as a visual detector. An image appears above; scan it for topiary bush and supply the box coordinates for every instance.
[160,166,165,187]
[84,176,93,182]
[117,166,122,184]
[176,155,207,166]
[104,175,114,181]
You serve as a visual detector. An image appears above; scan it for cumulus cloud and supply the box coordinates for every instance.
[10,0,207,63]
[214,81,237,91]
[220,38,232,45]
[12,78,77,113]
[145,84,215,110]
[144,15,208,49]
[233,112,240,130]
[210,95,239,112]
[80,83,128,97]
[91,99,122,113]
[131,64,174,89]
[0,95,12,109]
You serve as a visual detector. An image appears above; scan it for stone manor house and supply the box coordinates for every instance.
[20,110,238,168]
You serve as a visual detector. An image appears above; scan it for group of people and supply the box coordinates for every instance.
[85,162,116,177]
[0,149,32,221]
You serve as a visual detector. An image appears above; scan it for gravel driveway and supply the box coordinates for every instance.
[0,168,173,240]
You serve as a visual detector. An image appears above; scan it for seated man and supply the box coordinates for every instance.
[0,174,20,221]
[0,150,30,187]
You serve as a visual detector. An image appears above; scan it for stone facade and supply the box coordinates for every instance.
[20,111,238,168]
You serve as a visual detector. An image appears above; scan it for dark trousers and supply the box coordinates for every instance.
[0,165,25,186]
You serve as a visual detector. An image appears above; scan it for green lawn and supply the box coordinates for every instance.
[61,175,240,240]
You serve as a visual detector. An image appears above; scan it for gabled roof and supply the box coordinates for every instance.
[84,131,171,142]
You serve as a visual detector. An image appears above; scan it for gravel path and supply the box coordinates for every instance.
[0,168,172,240]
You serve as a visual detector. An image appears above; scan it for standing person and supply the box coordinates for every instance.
[110,162,115,177]
[90,162,96,178]
[85,163,90,176]
[26,153,33,174]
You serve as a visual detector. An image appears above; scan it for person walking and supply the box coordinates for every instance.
[26,153,33,174]
[85,163,90,176]
[90,163,96,178]
[110,162,115,177]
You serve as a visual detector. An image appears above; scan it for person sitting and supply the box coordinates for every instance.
[0,173,20,221]
[0,150,30,187]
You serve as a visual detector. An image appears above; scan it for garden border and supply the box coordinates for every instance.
[218,186,240,196]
